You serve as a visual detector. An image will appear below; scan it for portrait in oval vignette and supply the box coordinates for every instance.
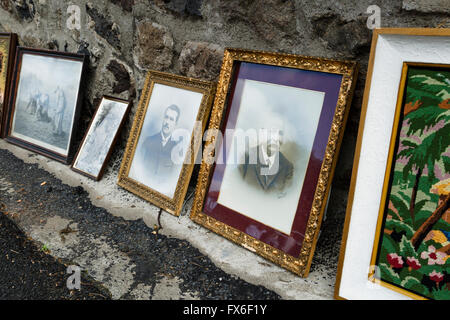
[128,83,203,199]
[217,79,325,235]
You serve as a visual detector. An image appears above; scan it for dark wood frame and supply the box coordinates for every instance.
[0,33,17,138]
[71,95,132,181]
[4,47,87,164]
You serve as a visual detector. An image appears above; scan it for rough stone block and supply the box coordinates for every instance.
[133,20,174,71]
[107,59,132,94]
[312,15,370,56]
[154,0,203,17]
[110,0,134,12]
[11,0,35,21]
[403,0,450,13]
[86,3,121,50]
[179,41,224,81]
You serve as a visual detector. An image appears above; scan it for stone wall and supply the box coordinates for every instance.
[0,0,449,237]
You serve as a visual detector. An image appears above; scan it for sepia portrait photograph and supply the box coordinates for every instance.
[118,71,215,215]
[72,96,131,180]
[217,79,325,235]
[128,83,203,198]
[6,48,85,162]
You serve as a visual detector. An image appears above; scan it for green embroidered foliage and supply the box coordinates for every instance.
[406,68,450,111]
[443,156,450,173]
[388,193,412,224]
[399,268,423,283]
[399,235,418,259]
[414,209,434,230]
[405,86,442,108]
[385,219,415,239]
[404,106,448,136]
[411,284,430,298]
[400,276,427,294]
[379,263,401,285]
[398,122,450,182]
[431,287,450,300]
[380,235,400,262]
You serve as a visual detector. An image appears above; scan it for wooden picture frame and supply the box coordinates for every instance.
[71,96,132,181]
[117,70,216,216]
[0,33,17,138]
[190,48,358,277]
[335,28,450,300]
[4,47,87,164]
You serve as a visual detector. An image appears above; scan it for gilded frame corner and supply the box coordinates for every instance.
[190,48,358,277]
[117,70,216,216]
[0,32,17,138]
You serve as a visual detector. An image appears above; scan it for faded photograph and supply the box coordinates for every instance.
[239,122,294,193]
[11,53,83,156]
[73,98,128,177]
[128,83,203,199]
[217,79,325,235]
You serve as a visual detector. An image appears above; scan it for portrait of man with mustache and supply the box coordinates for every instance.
[239,123,294,197]
[141,104,181,179]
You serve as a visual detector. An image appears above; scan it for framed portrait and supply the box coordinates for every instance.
[71,96,132,180]
[335,29,450,300]
[0,33,17,138]
[4,47,86,164]
[117,70,216,216]
[190,48,358,277]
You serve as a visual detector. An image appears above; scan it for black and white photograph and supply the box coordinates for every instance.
[72,96,130,180]
[6,49,85,161]
[217,79,325,235]
[118,71,215,216]
[128,83,203,199]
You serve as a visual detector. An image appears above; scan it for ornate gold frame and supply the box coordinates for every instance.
[117,70,216,216]
[190,48,358,277]
[334,28,450,300]
[0,33,17,138]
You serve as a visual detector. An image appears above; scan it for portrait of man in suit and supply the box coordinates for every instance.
[239,125,294,196]
[140,104,182,179]
[128,83,204,199]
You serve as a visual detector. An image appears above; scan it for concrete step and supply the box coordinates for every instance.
[0,139,338,299]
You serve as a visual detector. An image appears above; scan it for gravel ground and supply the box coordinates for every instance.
[0,211,110,300]
[0,147,281,300]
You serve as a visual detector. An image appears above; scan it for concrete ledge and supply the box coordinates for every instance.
[0,139,339,299]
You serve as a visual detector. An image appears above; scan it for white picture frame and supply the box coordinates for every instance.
[335,28,450,300]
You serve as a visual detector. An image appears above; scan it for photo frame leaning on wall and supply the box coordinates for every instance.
[190,48,358,277]
[4,47,86,164]
[335,28,450,300]
[0,33,17,138]
[117,70,216,216]
[71,96,132,181]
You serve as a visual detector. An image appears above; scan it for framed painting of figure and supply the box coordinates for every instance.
[190,48,358,277]
[335,28,450,300]
[72,96,132,180]
[4,47,86,164]
[0,33,17,138]
[117,70,216,216]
